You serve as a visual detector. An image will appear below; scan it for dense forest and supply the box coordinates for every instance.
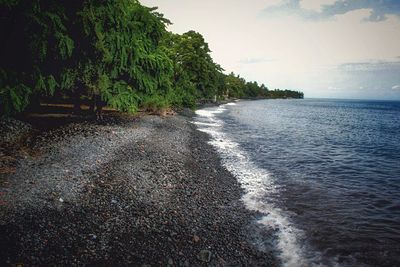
[0,0,303,117]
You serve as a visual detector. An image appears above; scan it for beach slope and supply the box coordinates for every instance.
[0,113,276,266]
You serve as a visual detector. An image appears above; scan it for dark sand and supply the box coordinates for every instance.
[0,112,277,266]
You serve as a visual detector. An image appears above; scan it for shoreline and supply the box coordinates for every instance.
[0,112,277,266]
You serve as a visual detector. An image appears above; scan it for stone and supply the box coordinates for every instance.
[192,235,200,243]
[197,250,211,262]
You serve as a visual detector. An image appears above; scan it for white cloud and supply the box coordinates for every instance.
[392,85,400,90]
[257,0,283,9]
[300,0,338,12]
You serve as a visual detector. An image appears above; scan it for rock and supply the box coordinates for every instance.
[218,256,227,266]
[182,259,190,267]
[59,198,64,203]
[192,235,200,243]
[197,250,211,263]
[0,114,278,266]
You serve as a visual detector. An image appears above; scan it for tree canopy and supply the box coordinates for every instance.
[0,0,303,116]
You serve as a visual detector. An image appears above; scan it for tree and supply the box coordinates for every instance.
[225,72,246,98]
[163,31,224,101]
[75,0,175,113]
[0,0,174,115]
[0,1,304,116]
[1,0,75,114]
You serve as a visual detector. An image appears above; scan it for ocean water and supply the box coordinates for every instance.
[194,99,400,267]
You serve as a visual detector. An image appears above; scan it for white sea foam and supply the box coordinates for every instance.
[192,121,221,127]
[194,105,310,267]
[195,107,226,118]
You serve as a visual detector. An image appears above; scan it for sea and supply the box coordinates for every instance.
[193,99,400,267]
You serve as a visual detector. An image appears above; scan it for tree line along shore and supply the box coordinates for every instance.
[1,0,304,118]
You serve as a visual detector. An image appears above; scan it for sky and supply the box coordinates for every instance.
[141,0,400,100]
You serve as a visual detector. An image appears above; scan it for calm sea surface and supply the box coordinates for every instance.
[194,99,400,267]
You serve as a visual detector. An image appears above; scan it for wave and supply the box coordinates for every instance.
[193,104,310,267]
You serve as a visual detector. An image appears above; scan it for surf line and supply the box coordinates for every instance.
[193,104,309,267]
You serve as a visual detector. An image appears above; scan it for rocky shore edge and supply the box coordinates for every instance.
[0,111,277,266]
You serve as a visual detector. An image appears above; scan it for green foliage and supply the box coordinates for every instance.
[60,69,76,91]
[245,81,261,98]
[141,93,169,112]
[225,72,246,98]
[0,69,31,115]
[0,1,303,116]
[1,0,73,114]
[166,85,197,109]
[76,0,173,111]
[0,0,19,7]
[266,89,304,99]
[224,71,303,99]
[105,81,140,113]
[46,75,59,96]
[162,31,224,101]
[57,33,74,59]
